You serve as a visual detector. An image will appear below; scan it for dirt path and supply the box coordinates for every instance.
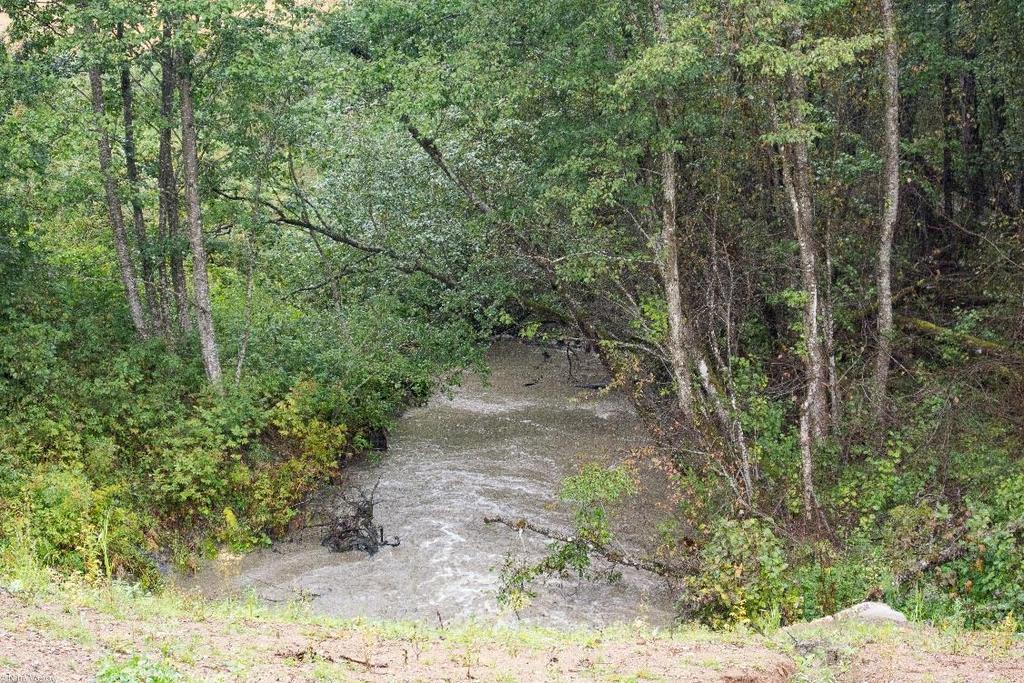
[0,590,792,682]
[5,588,1024,682]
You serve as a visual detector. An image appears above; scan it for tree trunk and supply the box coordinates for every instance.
[960,62,984,221]
[658,145,697,418]
[88,64,149,339]
[118,38,162,334]
[234,235,255,386]
[941,0,955,219]
[178,53,223,385]
[158,28,191,334]
[649,0,754,502]
[235,179,262,385]
[652,0,695,419]
[775,48,830,514]
[780,141,825,515]
[823,218,841,435]
[871,0,901,429]
[778,87,830,442]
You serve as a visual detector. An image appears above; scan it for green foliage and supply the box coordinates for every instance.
[790,538,889,620]
[496,464,634,611]
[96,655,179,683]
[684,519,800,630]
[922,475,1024,628]
[0,199,481,573]
[559,463,635,546]
[497,542,595,614]
[731,359,800,511]
[3,0,1024,635]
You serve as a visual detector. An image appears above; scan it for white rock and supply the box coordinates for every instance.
[814,601,908,625]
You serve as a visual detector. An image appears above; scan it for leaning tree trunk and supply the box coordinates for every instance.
[88,65,149,340]
[158,26,191,334]
[118,45,163,335]
[178,53,223,385]
[871,0,901,430]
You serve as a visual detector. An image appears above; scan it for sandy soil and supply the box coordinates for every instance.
[842,641,1024,683]
[784,619,1024,683]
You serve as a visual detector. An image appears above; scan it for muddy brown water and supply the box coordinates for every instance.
[181,342,677,628]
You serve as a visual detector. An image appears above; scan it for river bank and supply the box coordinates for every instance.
[4,575,1024,682]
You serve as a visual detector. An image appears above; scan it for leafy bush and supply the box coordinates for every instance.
[0,465,152,583]
[790,538,889,621]
[559,463,635,545]
[914,475,1024,627]
[0,225,481,575]
[684,518,800,629]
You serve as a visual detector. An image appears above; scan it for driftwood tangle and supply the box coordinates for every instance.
[321,482,399,555]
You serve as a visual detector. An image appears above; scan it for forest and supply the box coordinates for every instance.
[1,0,1023,645]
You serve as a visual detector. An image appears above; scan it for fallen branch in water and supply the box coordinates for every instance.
[483,515,692,578]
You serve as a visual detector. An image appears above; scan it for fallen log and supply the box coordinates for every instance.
[897,315,1022,361]
[483,515,692,578]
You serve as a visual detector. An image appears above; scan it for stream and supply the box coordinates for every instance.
[181,342,677,628]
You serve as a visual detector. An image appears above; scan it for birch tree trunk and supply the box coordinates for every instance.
[779,142,824,514]
[649,0,754,501]
[823,219,841,433]
[88,64,149,339]
[658,144,697,418]
[234,236,254,386]
[652,0,695,419]
[158,26,191,334]
[776,54,830,513]
[178,53,223,385]
[871,0,901,428]
[118,46,163,334]
[235,178,262,385]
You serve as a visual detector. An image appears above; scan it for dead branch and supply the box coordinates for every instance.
[278,647,387,670]
[214,188,457,288]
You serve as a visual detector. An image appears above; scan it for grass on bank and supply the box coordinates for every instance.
[3,542,1023,683]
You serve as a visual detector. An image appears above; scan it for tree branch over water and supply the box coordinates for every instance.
[215,188,458,288]
[483,515,693,579]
